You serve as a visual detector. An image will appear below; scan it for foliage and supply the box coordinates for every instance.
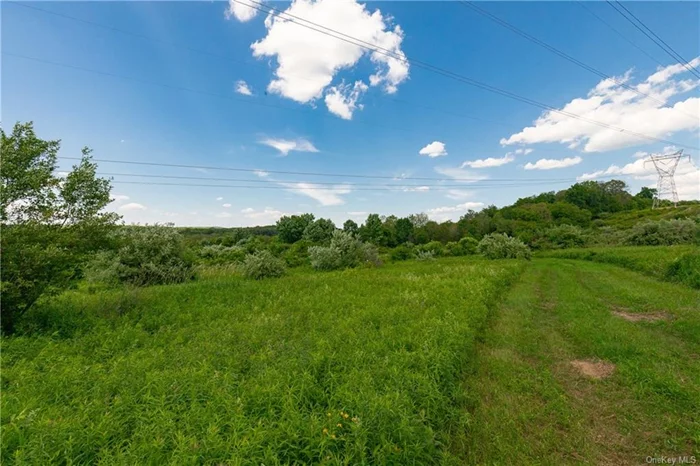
[302,218,336,243]
[276,214,315,243]
[477,233,532,260]
[395,217,414,244]
[241,250,286,279]
[625,218,699,246]
[309,230,379,271]
[415,250,436,261]
[86,225,196,287]
[282,239,312,267]
[544,224,586,249]
[0,122,118,334]
[390,244,415,261]
[416,240,444,257]
[458,236,479,255]
[342,219,359,236]
[666,251,700,289]
[198,244,247,264]
[359,213,383,244]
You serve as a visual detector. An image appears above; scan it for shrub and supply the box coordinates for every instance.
[302,218,336,243]
[283,240,312,267]
[544,224,586,249]
[458,236,479,255]
[390,244,415,261]
[666,251,700,289]
[626,219,699,246]
[198,244,246,264]
[86,224,196,287]
[477,233,531,260]
[415,250,436,261]
[241,250,286,279]
[416,240,444,257]
[309,231,380,271]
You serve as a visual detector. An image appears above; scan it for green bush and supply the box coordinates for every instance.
[626,219,698,246]
[477,233,532,260]
[390,244,415,261]
[544,224,586,249]
[283,239,312,267]
[241,250,286,279]
[198,244,246,264]
[416,240,444,257]
[458,236,479,255]
[666,251,700,289]
[86,225,196,287]
[302,218,336,243]
[415,250,436,261]
[309,231,380,271]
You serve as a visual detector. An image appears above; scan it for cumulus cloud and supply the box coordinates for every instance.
[119,202,146,211]
[235,80,253,96]
[324,80,368,119]
[281,182,351,206]
[426,201,485,222]
[259,137,319,156]
[501,59,700,152]
[524,156,582,170]
[419,141,447,158]
[250,0,408,115]
[222,203,232,208]
[226,0,258,22]
[462,154,514,168]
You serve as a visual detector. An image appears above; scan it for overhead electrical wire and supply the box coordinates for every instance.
[606,1,700,80]
[228,0,700,150]
[458,1,697,120]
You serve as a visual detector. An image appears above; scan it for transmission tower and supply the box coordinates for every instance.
[645,149,688,208]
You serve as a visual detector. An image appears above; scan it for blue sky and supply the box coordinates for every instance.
[3,1,699,226]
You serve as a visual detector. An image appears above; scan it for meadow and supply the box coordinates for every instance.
[1,258,524,465]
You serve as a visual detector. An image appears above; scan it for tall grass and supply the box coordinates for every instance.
[1,257,524,464]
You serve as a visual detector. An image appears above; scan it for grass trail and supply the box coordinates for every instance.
[458,259,700,464]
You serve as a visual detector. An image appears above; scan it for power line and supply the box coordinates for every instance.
[96,171,591,188]
[606,1,700,80]
[7,1,515,136]
[459,1,697,120]
[230,0,700,150]
[575,1,665,67]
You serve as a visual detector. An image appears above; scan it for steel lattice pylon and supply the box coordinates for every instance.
[645,150,688,208]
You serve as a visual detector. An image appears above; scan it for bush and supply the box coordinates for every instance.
[302,218,336,243]
[416,240,444,257]
[544,224,586,249]
[283,240,312,267]
[415,250,435,261]
[390,244,415,261]
[241,250,286,279]
[458,236,479,255]
[477,233,532,260]
[309,231,380,271]
[666,251,700,289]
[198,244,246,264]
[626,219,699,246]
[86,224,196,287]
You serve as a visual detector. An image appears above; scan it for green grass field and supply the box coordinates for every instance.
[2,252,699,464]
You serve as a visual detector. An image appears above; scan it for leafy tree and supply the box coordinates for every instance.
[276,213,314,243]
[635,187,657,200]
[549,202,592,227]
[343,219,359,236]
[395,217,414,244]
[303,218,336,243]
[408,212,429,228]
[359,213,383,244]
[1,122,119,334]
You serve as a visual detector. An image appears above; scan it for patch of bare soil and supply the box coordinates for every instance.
[612,309,670,322]
[570,359,616,380]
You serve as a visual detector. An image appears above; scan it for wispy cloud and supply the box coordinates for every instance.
[259,137,319,156]
[119,202,146,211]
[235,80,253,96]
[281,182,351,206]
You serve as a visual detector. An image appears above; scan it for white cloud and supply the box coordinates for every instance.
[241,207,287,223]
[434,166,488,183]
[119,202,146,211]
[111,194,130,202]
[281,182,351,206]
[445,189,474,200]
[324,80,368,120]
[216,197,224,201]
[222,203,232,208]
[462,154,514,168]
[250,0,408,113]
[402,186,430,192]
[235,80,253,96]
[426,201,485,222]
[226,0,258,22]
[254,170,270,177]
[524,156,582,170]
[501,59,700,152]
[419,141,447,158]
[259,137,319,156]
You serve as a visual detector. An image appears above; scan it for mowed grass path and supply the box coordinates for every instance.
[1,259,524,465]
[459,259,700,464]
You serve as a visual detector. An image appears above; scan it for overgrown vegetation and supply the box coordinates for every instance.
[241,250,287,279]
[309,230,379,271]
[477,233,532,260]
